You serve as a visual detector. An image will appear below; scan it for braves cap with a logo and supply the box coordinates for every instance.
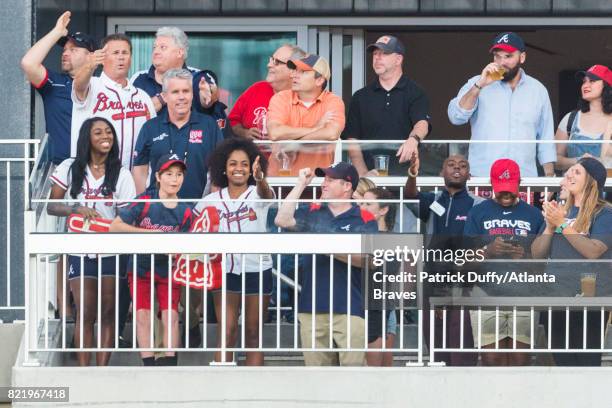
[156,153,186,174]
[287,54,331,81]
[576,65,612,87]
[366,35,406,55]
[490,158,520,195]
[315,162,359,191]
[57,32,97,52]
[489,32,525,53]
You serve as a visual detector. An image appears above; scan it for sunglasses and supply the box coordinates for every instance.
[269,56,287,66]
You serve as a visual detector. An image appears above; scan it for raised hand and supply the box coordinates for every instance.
[297,167,315,186]
[252,155,264,181]
[54,11,71,37]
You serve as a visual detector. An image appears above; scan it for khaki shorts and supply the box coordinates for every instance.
[470,309,537,347]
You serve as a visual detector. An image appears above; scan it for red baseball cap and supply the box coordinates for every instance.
[490,159,520,195]
[576,65,612,87]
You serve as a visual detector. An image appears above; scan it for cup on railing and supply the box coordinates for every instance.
[278,155,292,177]
[581,272,596,297]
[373,154,389,176]
[488,66,506,81]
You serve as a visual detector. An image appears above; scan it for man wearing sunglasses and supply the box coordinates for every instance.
[228,45,306,140]
[20,11,95,165]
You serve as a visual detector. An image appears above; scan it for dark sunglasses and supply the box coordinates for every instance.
[269,56,287,66]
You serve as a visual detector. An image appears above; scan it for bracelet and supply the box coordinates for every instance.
[473,83,482,90]
[408,168,419,178]
[409,134,421,145]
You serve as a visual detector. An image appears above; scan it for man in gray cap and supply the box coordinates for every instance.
[342,35,431,176]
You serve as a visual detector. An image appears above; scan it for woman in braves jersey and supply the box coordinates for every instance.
[532,157,612,366]
[194,138,274,365]
[48,117,136,366]
[110,154,192,366]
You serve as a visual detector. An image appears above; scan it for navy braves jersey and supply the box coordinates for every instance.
[133,110,224,199]
[119,188,193,277]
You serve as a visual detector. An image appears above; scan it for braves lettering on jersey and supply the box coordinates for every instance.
[464,199,544,247]
[71,72,156,169]
[51,158,136,258]
[33,68,73,164]
[194,185,273,274]
[227,81,275,138]
[119,188,193,277]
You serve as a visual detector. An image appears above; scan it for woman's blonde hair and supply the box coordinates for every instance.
[564,171,609,233]
[355,177,376,197]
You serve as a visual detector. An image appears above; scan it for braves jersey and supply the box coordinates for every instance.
[227,81,274,138]
[119,189,193,277]
[71,72,156,169]
[194,185,273,274]
[51,158,136,259]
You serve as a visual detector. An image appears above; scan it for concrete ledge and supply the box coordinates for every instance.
[11,365,612,407]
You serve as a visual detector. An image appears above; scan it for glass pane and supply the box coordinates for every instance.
[128,31,297,111]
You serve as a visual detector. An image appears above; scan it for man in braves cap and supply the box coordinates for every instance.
[343,34,431,176]
[266,53,345,176]
[275,163,378,366]
[464,158,545,366]
[448,32,556,179]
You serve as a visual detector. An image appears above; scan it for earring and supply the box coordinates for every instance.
[223,171,226,175]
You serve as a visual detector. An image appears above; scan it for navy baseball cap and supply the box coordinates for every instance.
[490,32,525,53]
[315,162,359,191]
[57,32,96,52]
[156,154,186,174]
[578,157,606,196]
[366,35,405,56]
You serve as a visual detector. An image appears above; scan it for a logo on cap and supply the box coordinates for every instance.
[377,36,391,44]
[499,169,511,180]
[169,154,180,161]
[498,34,509,44]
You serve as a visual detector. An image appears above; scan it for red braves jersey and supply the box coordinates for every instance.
[71,72,156,169]
[227,81,274,138]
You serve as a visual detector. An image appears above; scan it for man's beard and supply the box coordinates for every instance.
[502,63,521,82]
[445,179,466,190]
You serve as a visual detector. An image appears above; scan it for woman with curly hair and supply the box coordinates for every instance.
[555,65,612,171]
[194,138,274,365]
[48,117,136,366]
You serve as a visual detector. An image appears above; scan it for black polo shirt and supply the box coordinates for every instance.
[133,110,224,199]
[341,75,430,172]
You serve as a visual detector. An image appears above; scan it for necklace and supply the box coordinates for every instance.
[91,162,105,170]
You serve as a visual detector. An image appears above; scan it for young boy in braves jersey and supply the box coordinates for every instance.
[72,34,156,170]
[463,158,544,366]
[111,154,192,366]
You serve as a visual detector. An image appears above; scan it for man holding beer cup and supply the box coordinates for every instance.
[448,32,556,179]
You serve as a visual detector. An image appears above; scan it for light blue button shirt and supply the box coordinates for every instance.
[448,69,556,177]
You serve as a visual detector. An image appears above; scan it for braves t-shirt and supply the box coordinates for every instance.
[464,199,545,296]
[227,81,274,138]
[542,206,612,296]
[119,189,192,277]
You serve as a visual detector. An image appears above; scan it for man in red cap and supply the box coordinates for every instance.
[448,32,556,178]
[463,158,545,366]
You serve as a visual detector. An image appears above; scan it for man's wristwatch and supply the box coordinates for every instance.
[409,134,421,145]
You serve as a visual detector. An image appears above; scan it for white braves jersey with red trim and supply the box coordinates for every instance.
[195,185,273,274]
[51,158,136,221]
[70,72,156,169]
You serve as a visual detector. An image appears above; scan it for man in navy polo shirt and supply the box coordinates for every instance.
[129,27,228,135]
[464,158,544,366]
[20,11,95,164]
[133,68,224,199]
[275,162,378,366]
[404,150,482,366]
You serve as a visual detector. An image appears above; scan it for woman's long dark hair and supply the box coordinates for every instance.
[208,138,268,189]
[69,117,122,199]
[577,82,612,114]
